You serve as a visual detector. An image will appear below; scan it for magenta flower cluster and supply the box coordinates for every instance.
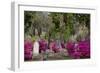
[39,39,48,53]
[24,38,90,60]
[49,41,60,53]
[66,40,90,59]
[24,40,33,60]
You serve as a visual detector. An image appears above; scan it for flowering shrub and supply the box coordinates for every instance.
[78,40,90,58]
[24,39,33,60]
[39,39,48,53]
[49,41,60,53]
[66,39,90,59]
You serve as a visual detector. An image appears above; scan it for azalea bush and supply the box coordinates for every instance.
[24,39,33,61]
[39,39,48,53]
[66,39,90,59]
[49,40,60,53]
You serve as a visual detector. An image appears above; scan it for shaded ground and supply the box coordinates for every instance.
[25,49,72,61]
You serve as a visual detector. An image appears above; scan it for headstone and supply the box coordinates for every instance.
[33,41,39,56]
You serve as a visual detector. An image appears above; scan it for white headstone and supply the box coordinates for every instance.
[33,41,39,56]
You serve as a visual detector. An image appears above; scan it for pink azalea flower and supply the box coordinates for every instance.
[24,40,33,60]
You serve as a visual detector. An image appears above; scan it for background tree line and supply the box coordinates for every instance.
[24,11,90,43]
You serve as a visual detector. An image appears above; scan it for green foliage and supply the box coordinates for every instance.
[24,11,90,42]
